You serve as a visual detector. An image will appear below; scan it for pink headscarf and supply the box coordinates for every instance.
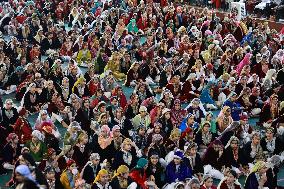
[236,53,251,75]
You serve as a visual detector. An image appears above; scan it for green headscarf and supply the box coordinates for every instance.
[127,19,138,33]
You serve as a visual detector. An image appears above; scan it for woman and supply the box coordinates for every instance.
[63,121,83,147]
[195,121,217,153]
[129,158,151,189]
[202,140,224,180]
[87,75,102,97]
[76,42,92,67]
[159,108,174,137]
[75,98,93,133]
[179,113,199,132]
[92,169,112,189]
[124,61,141,87]
[112,138,138,170]
[145,151,164,188]
[165,150,192,184]
[217,170,242,189]
[171,99,187,127]
[244,161,268,189]
[60,77,71,103]
[125,94,140,119]
[111,165,135,189]
[104,52,126,81]
[149,103,164,125]
[260,127,283,156]
[260,94,279,127]
[1,133,21,171]
[203,112,217,134]
[183,142,203,177]
[200,174,217,189]
[164,128,182,153]
[134,82,154,103]
[34,110,60,139]
[72,77,90,98]
[15,165,39,189]
[60,160,80,189]
[111,108,132,138]
[217,106,233,134]
[160,89,174,109]
[38,148,60,173]
[90,125,114,163]
[44,166,64,189]
[22,83,41,113]
[72,132,90,171]
[1,99,19,133]
[81,153,101,184]
[221,136,242,172]
[25,130,47,162]
[13,108,32,144]
[242,132,265,164]
[132,106,151,130]
[111,86,127,109]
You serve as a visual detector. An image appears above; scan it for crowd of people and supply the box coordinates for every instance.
[0,0,284,188]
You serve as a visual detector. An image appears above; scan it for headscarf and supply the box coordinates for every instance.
[15,165,36,183]
[127,19,138,33]
[135,158,148,169]
[251,161,266,173]
[94,169,108,183]
[31,130,44,141]
[225,136,239,149]
[113,165,129,178]
[6,133,18,143]
[236,53,251,75]
[72,76,86,93]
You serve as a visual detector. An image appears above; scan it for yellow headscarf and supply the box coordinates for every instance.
[251,161,266,173]
[169,128,181,140]
[72,76,86,93]
[112,165,129,179]
[94,169,108,183]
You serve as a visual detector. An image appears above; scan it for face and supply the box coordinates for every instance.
[204,177,213,187]
[266,130,273,139]
[272,97,278,104]
[187,116,195,125]
[41,112,47,120]
[203,124,210,132]
[69,163,77,171]
[124,143,132,151]
[19,155,27,165]
[189,147,197,155]
[150,157,159,164]
[6,101,13,109]
[83,100,90,108]
[46,171,55,180]
[190,183,200,189]
[165,112,171,119]
[32,136,39,143]
[252,135,260,145]
[92,158,100,165]
[174,157,181,165]
[226,173,236,184]
[230,140,238,149]
[139,128,146,136]
[15,172,25,183]
[174,103,181,110]
[113,129,120,137]
[140,110,147,117]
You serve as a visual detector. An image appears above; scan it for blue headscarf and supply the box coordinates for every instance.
[179,113,199,132]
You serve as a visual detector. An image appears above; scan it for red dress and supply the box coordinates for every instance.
[13,117,32,144]
[200,185,217,189]
[129,169,148,189]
